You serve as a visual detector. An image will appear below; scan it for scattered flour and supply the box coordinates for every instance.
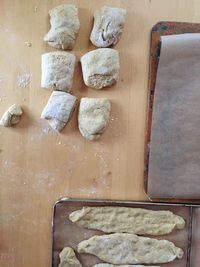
[109,114,121,138]
[33,170,56,189]
[66,185,98,197]
[56,141,62,145]
[17,67,32,88]
[24,41,32,47]
[42,126,51,134]
[34,5,38,12]
[0,74,4,83]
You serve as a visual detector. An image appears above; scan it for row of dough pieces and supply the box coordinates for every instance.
[0,96,110,141]
[41,3,124,139]
[58,206,185,267]
[44,4,126,50]
[40,3,125,140]
[42,4,123,139]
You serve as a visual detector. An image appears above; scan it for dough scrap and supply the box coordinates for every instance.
[90,6,126,47]
[41,51,75,92]
[78,98,111,140]
[44,4,80,50]
[41,91,77,132]
[69,206,185,235]
[81,48,119,89]
[0,104,23,127]
[93,264,159,267]
[58,247,82,267]
[78,233,183,265]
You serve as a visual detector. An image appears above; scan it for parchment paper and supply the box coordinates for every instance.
[148,33,200,199]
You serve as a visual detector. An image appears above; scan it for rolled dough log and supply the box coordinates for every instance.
[81,48,120,89]
[58,247,82,267]
[44,4,80,50]
[0,104,23,127]
[78,98,111,140]
[41,51,75,92]
[93,264,159,267]
[41,91,77,132]
[69,206,185,235]
[78,233,183,265]
[90,6,126,47]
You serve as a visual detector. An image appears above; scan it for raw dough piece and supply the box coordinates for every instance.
[0,104,23,127]
[41,91,77,132]
[90,6,126,47]
[78,98,111,140]
[81,48,119,89]
[93,264,159,267]
[44,4,80,50]
[41,51,75,92]
[69,206,185,235]
[78,233,183,265]
[58,247,82,267]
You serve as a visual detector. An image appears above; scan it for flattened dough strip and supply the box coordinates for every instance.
[78,233,183,265]
[69,206,185,235]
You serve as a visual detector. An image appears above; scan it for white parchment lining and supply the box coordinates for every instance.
[148,33,200,199]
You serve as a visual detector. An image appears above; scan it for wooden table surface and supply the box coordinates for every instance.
[1,0,200,266]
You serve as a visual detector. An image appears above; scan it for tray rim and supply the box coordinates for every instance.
[51,197,200,267]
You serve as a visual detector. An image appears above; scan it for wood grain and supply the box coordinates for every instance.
[1,0,200,266]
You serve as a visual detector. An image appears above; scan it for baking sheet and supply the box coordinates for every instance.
[145,22,200,200]
[190,207,200,267]
[51,198,200,267]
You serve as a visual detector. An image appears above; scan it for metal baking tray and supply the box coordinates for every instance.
[144,21,200,200]
[51,198,200,267]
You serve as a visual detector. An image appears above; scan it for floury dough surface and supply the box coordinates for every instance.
[80,48,120,89]
[92,264,160,267]
[0,104,23,127]
[44,4,80,50]
[41,91,77,132]
[78,233,184,265]
[41,51,75,92]
[78,98,111,140]
[90,6,126,47]
[58,247,82,267]
[69,206,185,235]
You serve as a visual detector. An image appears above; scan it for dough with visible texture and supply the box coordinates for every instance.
[78,98,111,140]
[44,4,80,50]
[78,233,183,265]
[0,104,23,127]
[93,264,159,267]
[41,91,77,132]
[41,51,75,92]
[90,6,126,47]
[81,48,119,89]
[58,247,82,267]
[69,206,185,235]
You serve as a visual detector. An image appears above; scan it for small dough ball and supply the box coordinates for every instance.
[0,104,23,127]
[78,97,111,140]
[44,4,80,50]
[58,247,82,267]
[90,6,126,48]
[81,48,120,89]
[41,51,75,92]
[41,91,77,132]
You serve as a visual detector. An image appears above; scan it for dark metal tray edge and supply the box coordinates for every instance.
[51,197,200,267]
